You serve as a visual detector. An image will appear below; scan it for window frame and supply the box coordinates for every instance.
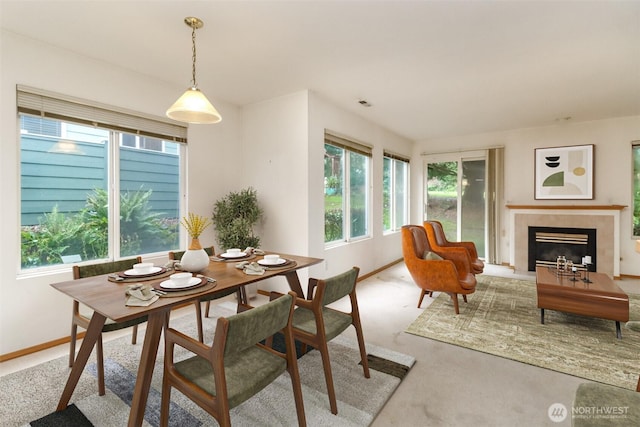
[383,151,410,233]
[633,141,640,238]
[324,131,372,246]
[17,86,187,273]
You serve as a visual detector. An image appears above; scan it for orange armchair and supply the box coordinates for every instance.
[424,220,484,274]
[402,225,477,314]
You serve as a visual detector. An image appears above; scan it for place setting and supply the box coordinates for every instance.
[151,272,217,297]
[211,247,258,262]
[108,262,171,282]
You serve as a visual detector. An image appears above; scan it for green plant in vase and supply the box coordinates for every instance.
[212,188,263,251]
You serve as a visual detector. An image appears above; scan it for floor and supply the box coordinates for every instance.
[1,263,638,426]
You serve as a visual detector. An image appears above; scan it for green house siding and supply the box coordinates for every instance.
[21,135,180,225]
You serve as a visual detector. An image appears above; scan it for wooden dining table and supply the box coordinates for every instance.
[51,252,323,427]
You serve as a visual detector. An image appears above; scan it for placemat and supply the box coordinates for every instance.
[108,269,173,283]
[211,254,257,263]
[155,281,217,298]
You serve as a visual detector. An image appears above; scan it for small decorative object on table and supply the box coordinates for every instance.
[178,213,212,272]
[581,255,592,283]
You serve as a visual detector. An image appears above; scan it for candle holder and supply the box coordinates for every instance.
[569,265,579,282]
[582,262,592,283]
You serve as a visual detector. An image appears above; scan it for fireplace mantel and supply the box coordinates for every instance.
[507,204,626,211]
[507,205,623,277]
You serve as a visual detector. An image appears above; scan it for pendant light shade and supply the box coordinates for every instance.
[166,17,221,124]
[166,87,221,124]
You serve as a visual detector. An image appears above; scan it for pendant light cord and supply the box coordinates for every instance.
[191,25,197,88]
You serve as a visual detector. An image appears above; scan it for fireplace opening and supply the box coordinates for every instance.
[527,226,597,272]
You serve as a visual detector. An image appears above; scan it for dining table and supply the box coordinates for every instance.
[51,251,323,427]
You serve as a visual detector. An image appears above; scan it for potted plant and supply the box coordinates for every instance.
[178,212,212,272]
[212,187,263,251]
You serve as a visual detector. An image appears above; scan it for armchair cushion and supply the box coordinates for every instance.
[423,251,444,261]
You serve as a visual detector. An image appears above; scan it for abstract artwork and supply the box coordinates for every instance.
[535,144,594,199]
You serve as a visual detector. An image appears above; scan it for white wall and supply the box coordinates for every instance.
[414,116,640,276]
[0,31,243,355]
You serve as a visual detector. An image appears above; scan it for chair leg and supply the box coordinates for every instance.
[418,289,427,308]
[353,323,370,379]
[318,340,338,414]
[451,293,460,314]
[69,322,78,367]
[194,300,204,343]
[462,294,468,303]
[96,334,106,396]
[204,300,211,318]
[160,378,171,427]
[131,324,138,345]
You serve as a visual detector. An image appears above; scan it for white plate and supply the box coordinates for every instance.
[123,266,162,276]
[257,258,287,266]
[160,277,201,289]
[220,252,247,259]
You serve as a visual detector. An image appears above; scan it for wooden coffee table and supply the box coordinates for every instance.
[535,266,629,339]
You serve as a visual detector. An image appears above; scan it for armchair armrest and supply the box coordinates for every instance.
[165,327,211,360]
[433,247,473,275]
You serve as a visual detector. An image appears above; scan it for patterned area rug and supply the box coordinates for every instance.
[1,302,414,427]
[406,275,640,390]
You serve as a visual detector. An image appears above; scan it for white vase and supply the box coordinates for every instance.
[179,248,210,272]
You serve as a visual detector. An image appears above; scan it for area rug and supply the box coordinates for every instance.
[1,302,414,427]
[405,275,640,390]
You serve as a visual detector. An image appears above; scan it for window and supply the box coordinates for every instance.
[324,132,371,244]
[383,152,409,232]
[18,86,187,271]
[633,142,640,237]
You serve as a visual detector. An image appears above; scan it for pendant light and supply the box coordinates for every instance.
[166,17,221,124]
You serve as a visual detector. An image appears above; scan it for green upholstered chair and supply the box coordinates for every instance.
[572,376,640,426]
[168,246,241,343]
[70,257,148,396]
[160,291,306,427]
[287,266,370,415]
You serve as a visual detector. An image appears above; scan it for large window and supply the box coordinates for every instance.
[18,86,186,271]
[633,142,640,237]
[324,132,371,244]
[383,152,409,232]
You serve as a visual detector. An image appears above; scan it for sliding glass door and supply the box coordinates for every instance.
[425,151,487,258]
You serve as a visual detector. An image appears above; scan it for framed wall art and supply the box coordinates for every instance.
[534,144,594,200]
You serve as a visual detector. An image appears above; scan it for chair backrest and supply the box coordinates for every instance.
[312,267,359,307]
[426,220,448,245]
[168,246,215,260]
[221,292,295,358]
[73,257,142,279]
[402,225,433,259]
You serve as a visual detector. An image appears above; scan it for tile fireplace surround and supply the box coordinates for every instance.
[507,205,625,278]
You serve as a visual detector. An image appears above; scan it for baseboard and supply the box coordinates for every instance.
[0,332,85,362]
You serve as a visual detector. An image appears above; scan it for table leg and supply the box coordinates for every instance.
[540,308,545,324]
[57,313,106,411]
[282,271,305,298]
[127,311,166,427]
[616,321,622,339]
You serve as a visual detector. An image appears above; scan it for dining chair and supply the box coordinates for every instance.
[168,246,242,343]
[69,257,149,396]
[160,291,306,427]
[273,266,370,415]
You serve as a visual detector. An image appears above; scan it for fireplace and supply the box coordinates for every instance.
[528,226,596,271]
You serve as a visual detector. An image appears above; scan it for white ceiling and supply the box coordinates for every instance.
[2,0,639,141]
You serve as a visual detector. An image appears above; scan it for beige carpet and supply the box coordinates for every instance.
[406,275,640,390]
